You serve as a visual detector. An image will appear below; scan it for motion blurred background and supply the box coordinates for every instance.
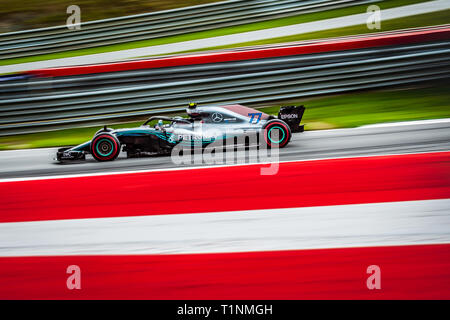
[0,0,449,300]
[0,0,222,32]
[0,0,448,149]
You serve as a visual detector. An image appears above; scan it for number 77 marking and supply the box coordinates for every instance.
[248,112,262,124]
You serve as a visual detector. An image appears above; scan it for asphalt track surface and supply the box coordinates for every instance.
[1,119,449,180]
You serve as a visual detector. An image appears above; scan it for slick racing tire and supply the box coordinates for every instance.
[90,133,121,161]
[262,119,291,148]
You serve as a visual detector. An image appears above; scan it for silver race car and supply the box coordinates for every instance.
[56,103,305,162]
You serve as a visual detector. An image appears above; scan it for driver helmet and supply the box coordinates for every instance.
[186,102,201,117]
[154,119,164,130]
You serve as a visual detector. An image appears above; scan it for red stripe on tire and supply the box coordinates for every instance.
[264,122,290,148]
[91,134,119,161]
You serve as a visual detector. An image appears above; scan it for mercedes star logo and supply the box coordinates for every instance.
[211,112,224,123]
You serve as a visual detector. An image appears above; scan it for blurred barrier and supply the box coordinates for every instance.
[0,0,374,60]
[27,25,450,77]
[0,26,449,136]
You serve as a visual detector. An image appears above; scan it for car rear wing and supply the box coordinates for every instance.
[278,105,305,133]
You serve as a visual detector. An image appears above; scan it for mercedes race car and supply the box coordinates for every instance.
[56,103,305,162]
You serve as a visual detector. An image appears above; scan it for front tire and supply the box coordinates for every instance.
[90,133,121,161]
[262,119,291,148]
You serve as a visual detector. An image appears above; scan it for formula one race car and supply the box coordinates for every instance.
[56,103,305,162]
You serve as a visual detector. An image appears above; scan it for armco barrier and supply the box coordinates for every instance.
[0,26,449,136]
[0,0,372,60]
[28,25,450,77]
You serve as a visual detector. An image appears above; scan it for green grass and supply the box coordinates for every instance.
[171,9,450,54]
[0,0,430,66]
[1,84,449,150]
[0,121,143,150]
[258,84,450,130]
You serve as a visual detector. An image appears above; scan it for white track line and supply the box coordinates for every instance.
[1,0,449,73]
[0,199,449,257]
[359,118,450,128]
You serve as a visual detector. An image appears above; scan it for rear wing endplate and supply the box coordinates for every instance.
[278,105,305,133]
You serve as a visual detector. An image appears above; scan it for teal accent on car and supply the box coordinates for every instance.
[73,141,91,151]
[268,126,285,144]
[114,129,164,137]
[95,139,114,156]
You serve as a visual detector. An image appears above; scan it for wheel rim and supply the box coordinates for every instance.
[96,139,114,157]
[268,126,285,144]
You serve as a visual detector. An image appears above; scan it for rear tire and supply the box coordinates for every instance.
[262,119,291,148]
[90,133,121,161]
